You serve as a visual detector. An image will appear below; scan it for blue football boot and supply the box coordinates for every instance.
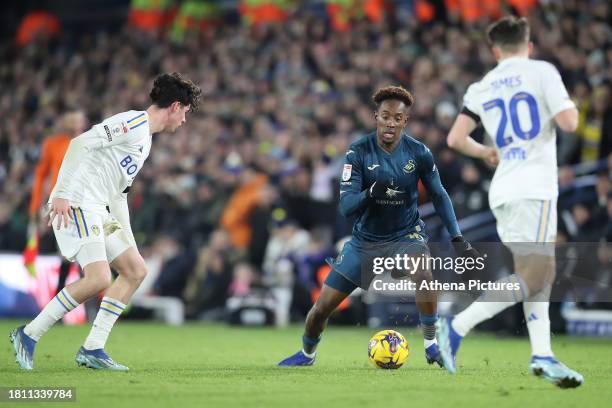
[530,356,583,388]
[10,325,37,370]
[425,343,444,368]
[437,317,462,374]
[278,350,316,366]
[76,347,129,371]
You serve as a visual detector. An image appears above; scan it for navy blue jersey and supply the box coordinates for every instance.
[339,132,460,242]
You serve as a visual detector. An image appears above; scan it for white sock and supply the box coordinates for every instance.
[452,274,527,337]
[24,289,80,341]
[302,349,316,358]
[83,297,126,350]
[524,301,553,357]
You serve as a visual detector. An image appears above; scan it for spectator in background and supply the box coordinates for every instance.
[221,166,271,252]
[183,229,238,319]
[262,215,311,325]
[450,161,488,219]
[574,84,609,163]
[0,201,26,251]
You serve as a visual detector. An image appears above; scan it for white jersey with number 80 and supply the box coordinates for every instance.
[49,110,152,211]
[462,57,575,209]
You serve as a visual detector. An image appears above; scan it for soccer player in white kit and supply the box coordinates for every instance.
[11,72,201,371]
[437,17,583,388]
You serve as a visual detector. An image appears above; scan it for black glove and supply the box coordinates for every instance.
[451,236,481,259]
[369,173,406,201]
[369,181,389,199]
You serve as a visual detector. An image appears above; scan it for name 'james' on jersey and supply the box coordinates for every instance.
[462,57,575,209]
[50,110,152,210]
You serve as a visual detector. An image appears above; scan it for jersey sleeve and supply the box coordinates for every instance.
[461,83,482,123]
[338,146,369,217]
[540,63,576,117]
[418,146,461,238]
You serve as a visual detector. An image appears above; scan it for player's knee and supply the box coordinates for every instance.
[133,264,148,283]
[123,261,148,284]
[82,262,112,293]
[524,279,548,297]
[92,270,112,292]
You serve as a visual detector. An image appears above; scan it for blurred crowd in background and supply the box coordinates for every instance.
[0,0,610,324]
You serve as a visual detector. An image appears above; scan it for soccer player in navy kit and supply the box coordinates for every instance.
[279,86,477,368]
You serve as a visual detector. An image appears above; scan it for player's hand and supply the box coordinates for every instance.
[482,147,499,167]
[369,181,388,199]
[48,198,73,230]
[451,236,481,259]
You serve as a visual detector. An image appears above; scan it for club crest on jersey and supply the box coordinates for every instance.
[342,164,352,181]
[91,225,100,236]
[402,160,416,173]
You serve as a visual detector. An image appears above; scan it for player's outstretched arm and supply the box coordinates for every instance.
[338,148,370,217]
[419,148,461,239]
[419,148,480,258]
[447,113,498,167]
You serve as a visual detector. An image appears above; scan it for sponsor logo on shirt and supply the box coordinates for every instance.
[103,125,113,142]
[502,147,527,160]
[385,186,404,198]
[367,164,380,170]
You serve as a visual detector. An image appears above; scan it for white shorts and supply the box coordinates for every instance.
[492,199,557,255]
[51,206,133,268]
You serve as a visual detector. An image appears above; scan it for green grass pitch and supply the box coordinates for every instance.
[1,320,611,408]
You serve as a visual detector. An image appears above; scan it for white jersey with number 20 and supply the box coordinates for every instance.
[462,57,575,209]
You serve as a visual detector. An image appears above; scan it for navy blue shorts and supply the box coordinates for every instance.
[324,232,429,294]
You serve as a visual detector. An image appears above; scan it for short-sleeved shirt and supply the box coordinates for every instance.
[462,57,575,208]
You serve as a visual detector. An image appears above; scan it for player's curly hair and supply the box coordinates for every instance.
[372,86,415,108]
[150,72,202,112]
[486,16,530,52]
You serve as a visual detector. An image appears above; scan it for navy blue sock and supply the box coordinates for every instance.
[302,335,321,354]
[419,313,438,341]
